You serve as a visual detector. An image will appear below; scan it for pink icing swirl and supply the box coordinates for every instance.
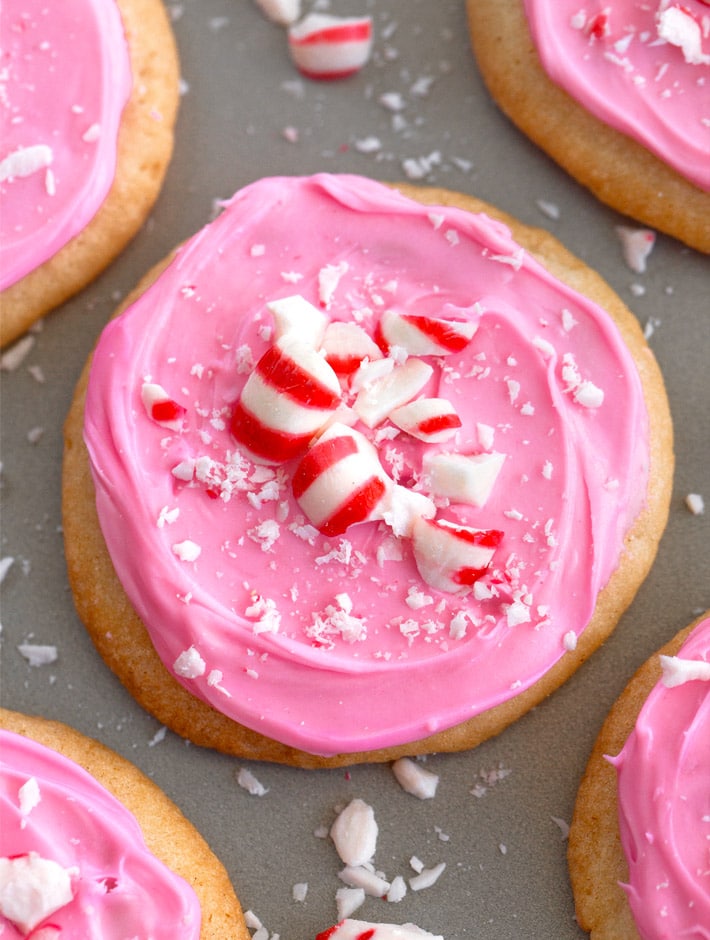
[0,0,132,289]
[0,729,201,938]
[84,174,649,756]
[612,616,710,940]
[522,0,710,191]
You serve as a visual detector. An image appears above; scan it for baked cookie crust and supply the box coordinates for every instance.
[62,183,674,768]
[465,0,710,254]
[0,0,180,348]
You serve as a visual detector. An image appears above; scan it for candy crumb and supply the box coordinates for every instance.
[17,644,58,667]
[236,767,269,796]
[685,493,705,515]
[391,757,439,799]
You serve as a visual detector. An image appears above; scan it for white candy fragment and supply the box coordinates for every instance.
[173,646,206,679]
[411,517,503,594]
[380,485,436,539]
[292,423,390,535]
[657,5,710,65]
[0,853,75,934]
[338,865,391,897]
[236,767,269,796]
[322,919,443,939]
[354,357,433,428]
[615,226,656,273]
[336,886,366,919]
[266,294,328,346]
[230,336,342,464]
[0,144,53,183]
[18,777,41,820]
[141,383,186,431]
[321,321,383,378]
[660,655,710,687]
[425,451,505,507]
[378,309,477,356]
[17,644,58,667]
[391,757,439,799]
[253,0,300,26]
[409,861,446,892]
[685,493,705,516]
[386,875,407,903]
[389,398,462,443]
[288,14,373,79]
[172,539,201,562]
[330,798,378,867]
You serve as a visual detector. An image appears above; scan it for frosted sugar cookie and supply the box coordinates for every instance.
[0,708,248,938]
[0,0,179,348]
[466,0,710,254]
[63,174,673,767]
[568,611,710,939]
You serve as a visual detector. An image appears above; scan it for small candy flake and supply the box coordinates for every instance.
[173,646,206,679]
[409,861,446,892]
[253,0,301,26]
[426,451,506,508]
[288,14,373,80]
[391,757,439,799]
[685,493,705,515]
[338,865,390,897]
[17,643,58,667]
[615,226,656,273]
[0,144,53,183]
[172,539,201,562]
[330,798,378,867]
[236,767,269,796]
[18,777,41,820]
[335,887,366,920]
[657,6,710,65]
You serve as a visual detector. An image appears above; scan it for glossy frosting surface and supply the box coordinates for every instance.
[84,174,649,755]
[0,0,131,289]
[0,730,201,938]
[613,616,710,940]
[523,0,710,191]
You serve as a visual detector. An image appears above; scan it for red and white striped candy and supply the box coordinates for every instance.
[321,320,383,378]
[266,294,328,346]
[230,337,341,464]
[389,397,462,443]
[411,517,503,594]
[316,919,442,940]
[376,310,477,357]
[354,357,433,428]
[426,451,506,508]
[292,422,390,536]
[288,14,373,80]
[141,382,187,431]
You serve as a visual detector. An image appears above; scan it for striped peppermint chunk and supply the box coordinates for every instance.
[389,397,461,443]
[412,517,503,594]
[321,321,383,379]
[267,294,328,346]
[354,357,433,428]
[292,423,390,536]
[141,383,187,431]
[377,309,477,356]
[316,919,444,940]
[231,337,342,464]
[288,14,373,80]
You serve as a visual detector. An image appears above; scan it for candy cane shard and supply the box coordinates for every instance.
[353,357,433,428]
[411,517,503,594]
[0,853,75,934]
[287,14,373,80]
[315,919,444,940]
[267,294,329,346]
[292,423,391,536]
[321,321,383,378]
[230,337,342,464]
[389,397,462,443]
[425,451,506,508]
[380,484,436,538]
[141,382,187,431]
[376,309,478,356]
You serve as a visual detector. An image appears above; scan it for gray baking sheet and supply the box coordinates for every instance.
[1,1,708,936]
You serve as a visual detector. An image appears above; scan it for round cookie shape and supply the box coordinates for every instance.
[0,709,248,939]
[64,174,673,766]
[568,612,710,939]
[466,0,710,253]
[0,0,179,347]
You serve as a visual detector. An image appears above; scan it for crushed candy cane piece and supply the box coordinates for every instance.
[236,767,269,795]
[659,655,710,687]
[0,853,75,934]
[389,398,462,443]
[615,226,656,273]
[0,144,53,183]
[657,5,710,65]
[412,518,503,594]
[409,861,446,892]
[288,14,373,80]
[425,451,505,507]
[354,357,433,428]
[335,886,366,920]
[141,383,186,430]
[321,321,383,377]
[173,646,206,679]
[377,309,477,356]
[253,0,301,26]
[316,920,443,940]
[685,493,705,515]
[338,866,390,897]
[391,757,439,799]
[17,644,58,667]
[267,294,328,346]
[330,798,378,867]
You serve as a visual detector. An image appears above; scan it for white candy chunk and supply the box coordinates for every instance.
[657,6,710,65]
[615,226,656,273]
[351,355,394,393]
[18,778,41,819]
[409,862,446,891]
[336,886,366,919]
[338,866,390,897]
[288,14,373,80]
[354,358,433,428]
[685,493,705,515]
[321,321,383,377]
[386,875,407,902]
[236,767,269,796]
[172,539,201,562]
[0,853,75,934]
[293,423,391,535]
[426,451,505,507]
[392,757,439,799]
[330,798,378,866]
[389,398,461,443]
[381,485,436,539]
[323,919,443,940]
[660,655,710,687]
[173,646,206,679]
[266,295,328,346]
[17,644,58,667]
[253,0,300,25]
[379,309,477,356]
[412,517,502,594]
[0,145,53,183]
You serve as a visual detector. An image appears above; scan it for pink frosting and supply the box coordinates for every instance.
[0,0,132,290]
[0,729,201,937]
[612,616,710,940]
[84,174,649,756]
[522,0,710,191]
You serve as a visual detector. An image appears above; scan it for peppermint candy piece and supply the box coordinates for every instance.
[141,383,187,431]
[321,321,383,378]
[353,357,433,428]
[412,517,503,594]
[288,14,373,80]
[0,853,75,934]
[315,919,443,940]
[425,451,506,508]
[267,294,328,346]
[389,397,462,443]
[377,309,477,356]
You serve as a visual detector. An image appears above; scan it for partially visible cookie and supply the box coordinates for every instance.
[0,708,248,939]
[466,0,710,254]
[0,0,180,348]
[568,611,710,939]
